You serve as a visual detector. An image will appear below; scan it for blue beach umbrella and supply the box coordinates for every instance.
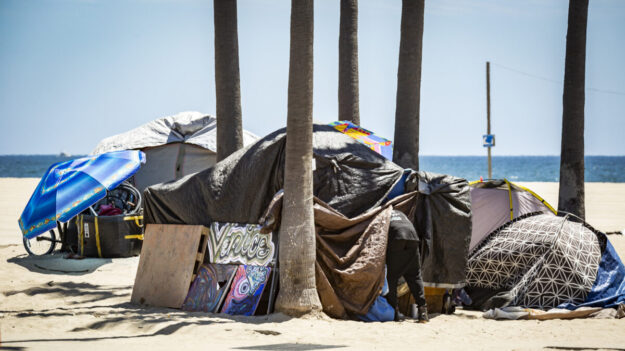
[18,150,146,239]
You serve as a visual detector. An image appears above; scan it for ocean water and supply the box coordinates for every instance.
[1,155,624,182]
[420,156,625,182]
[0,155,80,178]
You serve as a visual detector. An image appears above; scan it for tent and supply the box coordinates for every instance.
[143,124,472,318]
[465,212,625,311]
[469,179,556,251]
[92,111,259,191]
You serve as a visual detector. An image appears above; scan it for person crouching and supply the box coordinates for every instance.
[385,210,429,323]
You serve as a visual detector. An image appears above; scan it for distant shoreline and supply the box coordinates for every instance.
[2,155,624,182]
[2,154,625,157]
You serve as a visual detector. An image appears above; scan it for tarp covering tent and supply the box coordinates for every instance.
[143,124,473,318]
[469,179,556,251]
[465,212,625,310]
[144,124,404,224]
[91,111,258,191]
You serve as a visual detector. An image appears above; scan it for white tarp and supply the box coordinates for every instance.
[91,111,259,191]
[92,111,258,155]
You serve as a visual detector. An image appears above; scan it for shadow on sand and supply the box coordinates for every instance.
[2,281,131,306]
[7,253,114,275]
[1,280,342,348]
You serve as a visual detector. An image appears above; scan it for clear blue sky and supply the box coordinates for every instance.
[1,0,623,156]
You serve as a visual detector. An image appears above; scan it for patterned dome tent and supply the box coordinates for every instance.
[465,213,615,310]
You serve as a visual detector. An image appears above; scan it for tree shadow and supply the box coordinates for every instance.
[1,318,226,345]
[3,281,130,305]
[1,301,298,346]
[234,343,346,351]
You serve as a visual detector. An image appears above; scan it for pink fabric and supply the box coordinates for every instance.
[98,204,123,216]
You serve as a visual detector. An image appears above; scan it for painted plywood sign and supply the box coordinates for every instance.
[207,222,275,267]
[181,263,237,313]
[221,265,271,316]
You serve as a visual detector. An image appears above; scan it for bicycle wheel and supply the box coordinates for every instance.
[23,230,57,256]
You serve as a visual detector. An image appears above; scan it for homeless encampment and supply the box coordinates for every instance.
[465,212,625,311]
[143,124,472,318]
[92,111,258,191]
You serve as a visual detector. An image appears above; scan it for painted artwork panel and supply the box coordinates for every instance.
[220,265,272,316]
[182,264,237,313]
[207,222,275,267]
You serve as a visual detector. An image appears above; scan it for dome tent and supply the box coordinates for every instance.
[92,111,258,191]
[469,179,556,251]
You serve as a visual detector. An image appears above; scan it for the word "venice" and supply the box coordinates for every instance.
[207,222,275,267]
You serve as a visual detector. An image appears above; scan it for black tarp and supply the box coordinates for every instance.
[143,124,473,315]
[404,171,472,287]
[144,124,404,226]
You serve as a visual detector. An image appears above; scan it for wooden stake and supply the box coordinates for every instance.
[486,61,492,179]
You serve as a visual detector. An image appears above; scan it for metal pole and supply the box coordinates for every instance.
[486,61,492,179]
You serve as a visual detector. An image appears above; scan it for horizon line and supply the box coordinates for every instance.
[1,153,624,157]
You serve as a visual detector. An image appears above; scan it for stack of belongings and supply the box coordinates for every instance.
[64,181,144,258]
[142,124,472,319]
[464,180,625,320]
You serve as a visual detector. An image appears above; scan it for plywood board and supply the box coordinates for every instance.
[131,224,208,308]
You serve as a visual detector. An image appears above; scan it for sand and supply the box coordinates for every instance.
[1,178,624,350]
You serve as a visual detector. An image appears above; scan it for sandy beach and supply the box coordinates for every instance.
[1,178,624,350]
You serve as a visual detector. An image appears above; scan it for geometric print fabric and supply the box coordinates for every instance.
[466,213,601,309]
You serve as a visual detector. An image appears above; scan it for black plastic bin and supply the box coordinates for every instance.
[65,214,144,258]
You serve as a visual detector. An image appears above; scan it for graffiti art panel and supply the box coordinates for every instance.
[220,265,271,316]
[182,263,237,313]
[207,222,275,267]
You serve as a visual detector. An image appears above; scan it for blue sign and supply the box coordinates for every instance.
[483,134,495,147]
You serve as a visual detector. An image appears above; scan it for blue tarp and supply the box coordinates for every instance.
[358,296,395,322]
[560,238,625,309]
[385,169,410,201]
[359,267,395,322]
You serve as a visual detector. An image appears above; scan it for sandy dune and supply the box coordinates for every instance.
[1,178,624,350]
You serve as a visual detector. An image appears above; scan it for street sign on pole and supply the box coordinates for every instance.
[483,134,495,147]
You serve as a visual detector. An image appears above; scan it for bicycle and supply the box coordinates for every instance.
[22,181,142,256]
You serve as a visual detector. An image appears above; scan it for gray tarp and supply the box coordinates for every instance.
[144,124,404,225]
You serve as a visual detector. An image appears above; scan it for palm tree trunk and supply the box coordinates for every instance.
[558,0,588,219]
[338,0,360,125]
[275,0,322,316]
[393,0,425,170]
[214,0,243,162]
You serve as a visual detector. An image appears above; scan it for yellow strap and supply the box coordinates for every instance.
[123,216,143,228]
[124,234,144,240]
[79,216,84,256]
[504,179,514,220]
[94,216,102,258]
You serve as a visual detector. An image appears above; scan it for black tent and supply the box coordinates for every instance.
[143,124,472,316]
